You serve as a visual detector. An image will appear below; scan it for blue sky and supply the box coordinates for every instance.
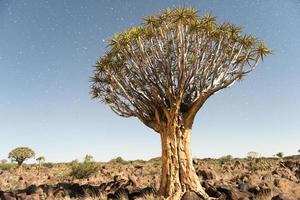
[0,0,299,162]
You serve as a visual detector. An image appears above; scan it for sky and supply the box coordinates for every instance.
[0,0,300,163]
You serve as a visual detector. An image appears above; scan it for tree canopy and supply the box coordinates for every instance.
[8,147,35,165]
[91,7,271,132]
[36,156,45,162]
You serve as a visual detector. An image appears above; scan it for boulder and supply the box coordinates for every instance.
[217,185,239,200]
[271,193,297,200]
[181,191,204,200]
[282,160,298,171]
[205,186,221,198]
[0,191,17,200]
[197,170,215,180]
[238,183,249,192]
[248,186,260,195]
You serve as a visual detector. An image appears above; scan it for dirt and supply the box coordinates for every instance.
[0,157,300,200]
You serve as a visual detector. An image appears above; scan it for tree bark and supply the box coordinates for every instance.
[17,162,23,175]
[158,122,209,199]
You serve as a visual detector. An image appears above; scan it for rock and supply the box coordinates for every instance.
[24,184,38,195]
[282,160,298,171]
[274,178,280,187]
[193,159,198,165]
[107,193,117,200]
[256,187,272,198]
[262,174,272,182]
[114,188,129,199]
[0,191,16,200]
[113,175,122,182]
[134,165,143,170]
[271,193,297,200]
[205,186,221,198]
[217,185,239,200]
[238,183,249,192]
[295,169,300,179]
[197,170,215,180]
[181,191,204,200]
[272,168,297,181]
[248,186,260,195]
[241,176,249,183]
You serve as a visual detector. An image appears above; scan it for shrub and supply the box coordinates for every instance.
[43,162,54,168]
[110,156,129,165]
[0,163,16,171]
[69,156,98,179]
[219,155,233,162]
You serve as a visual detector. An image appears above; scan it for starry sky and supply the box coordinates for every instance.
[0,0,300,162]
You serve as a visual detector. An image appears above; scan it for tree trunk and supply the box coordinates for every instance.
[17,162,23,175]
[158,123,209,199]
[37,161,41,175]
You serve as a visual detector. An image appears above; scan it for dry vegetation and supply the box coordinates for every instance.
[1,155,300,200]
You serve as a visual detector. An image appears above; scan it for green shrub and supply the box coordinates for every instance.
[0,163,16,171]
[219,155,233,163]
[110,156,129,165]
[43,162,54,168]
[69,156,98,179]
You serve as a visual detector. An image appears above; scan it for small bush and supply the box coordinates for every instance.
[0,163,16,171]
[219,155,233,163]
[69,157,98,179]
[110,157,129,165]
[43,162,55,168]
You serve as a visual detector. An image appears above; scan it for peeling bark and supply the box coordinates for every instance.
[158,122,209,199]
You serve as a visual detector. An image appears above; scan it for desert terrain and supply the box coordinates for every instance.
[0,155,300,200]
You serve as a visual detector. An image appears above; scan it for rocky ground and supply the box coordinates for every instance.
[0,156,300,200]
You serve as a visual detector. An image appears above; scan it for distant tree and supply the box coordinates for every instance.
[298,149,300,154]
[247,151,259,159]
[36,156,45,164]
[84,155,94,163]
[276,152,284,158]
[91,7,271,198]
[36,156,45,174]
[8,147,35,169]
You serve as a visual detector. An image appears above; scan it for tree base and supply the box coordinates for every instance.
[159,126,210,200]
[158,190,211,200]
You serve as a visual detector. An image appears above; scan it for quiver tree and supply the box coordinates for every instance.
[36,156,45,174]
[91,7,271,199]
[8,147,35,171]
[276,152,283,159]
[247,151,259,160]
